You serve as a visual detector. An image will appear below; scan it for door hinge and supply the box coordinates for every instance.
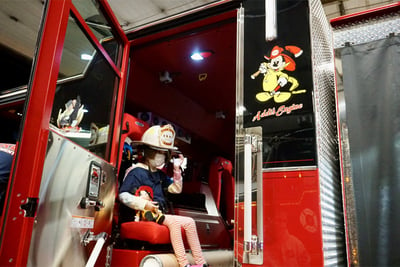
[20,197,38,217]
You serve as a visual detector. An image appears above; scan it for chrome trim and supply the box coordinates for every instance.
[242,128,263,265]
[194,218,220,224]
[0,87,27,99]
[86,21,112,30]
[262,165,318,172]
[309,0,347,264]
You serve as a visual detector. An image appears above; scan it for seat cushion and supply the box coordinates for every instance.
[120,221,171,244]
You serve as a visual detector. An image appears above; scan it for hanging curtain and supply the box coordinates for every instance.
[341,35,400,266]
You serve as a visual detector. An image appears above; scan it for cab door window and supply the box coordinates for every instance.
[49,1,123,161]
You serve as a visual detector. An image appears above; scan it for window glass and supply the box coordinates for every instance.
[58,15,96,78]
[50,13,119,160]
[72,0,122,67]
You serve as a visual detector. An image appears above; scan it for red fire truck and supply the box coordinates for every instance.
[0,0,347,266]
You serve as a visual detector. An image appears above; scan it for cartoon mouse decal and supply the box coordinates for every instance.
[251,45,306,103]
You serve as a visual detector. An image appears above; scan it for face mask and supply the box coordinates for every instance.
[148,152,166,168]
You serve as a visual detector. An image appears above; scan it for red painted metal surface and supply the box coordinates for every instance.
[330,1,400,26]
[99,0,129,44]
[235,169,324,266]
[111,249,153,267]
[0,0,71,265]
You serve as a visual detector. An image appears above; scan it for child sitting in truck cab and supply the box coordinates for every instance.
[119,124,209,267]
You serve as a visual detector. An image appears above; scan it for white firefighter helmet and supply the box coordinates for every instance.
[133,124,178,151]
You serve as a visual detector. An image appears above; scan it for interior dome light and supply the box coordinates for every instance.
[81,53,93,60]
[190,51,213,61]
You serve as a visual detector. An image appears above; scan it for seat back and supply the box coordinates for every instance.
[208,157,234,227]
[118,114,149,183]
[121,113,149,144]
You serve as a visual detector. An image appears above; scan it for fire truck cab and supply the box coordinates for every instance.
[0,0,347,266]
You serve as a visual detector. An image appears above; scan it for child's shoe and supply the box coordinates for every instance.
[142,210,155,222]
[155,213,165,224]
[184,264,209,267]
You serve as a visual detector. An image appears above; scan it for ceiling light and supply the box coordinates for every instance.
[81,53,93,60]
[190,51,213,61]
[237,105,247,115]
[265,0,277,41]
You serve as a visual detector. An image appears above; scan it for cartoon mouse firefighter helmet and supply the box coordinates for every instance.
[133,124,178,151]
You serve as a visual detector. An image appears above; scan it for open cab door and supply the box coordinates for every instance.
[234,0,346,266]
[0,0,129,266]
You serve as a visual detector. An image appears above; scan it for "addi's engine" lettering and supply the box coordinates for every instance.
[252,103,303,122]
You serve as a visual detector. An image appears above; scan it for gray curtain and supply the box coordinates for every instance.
[341,35,400,267]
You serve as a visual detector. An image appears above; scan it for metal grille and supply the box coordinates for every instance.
[309,0,347,266]
[332,10,400,48]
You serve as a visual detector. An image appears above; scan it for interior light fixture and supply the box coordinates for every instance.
[237,105,247,115]
[81,53,93,60]
[190,50,213,61]
[265,0,277,41]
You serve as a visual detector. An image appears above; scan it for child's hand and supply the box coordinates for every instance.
[173,154,184,169]
[145,201,159,213]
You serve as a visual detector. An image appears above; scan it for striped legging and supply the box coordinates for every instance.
[163,214,206,267]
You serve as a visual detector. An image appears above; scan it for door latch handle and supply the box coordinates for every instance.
[80,197,104,211]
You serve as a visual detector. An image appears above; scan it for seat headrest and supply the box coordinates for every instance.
[121,113,149,142]
[215,157,233,174]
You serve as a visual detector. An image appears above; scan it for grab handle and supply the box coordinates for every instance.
[243,127,263,265]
